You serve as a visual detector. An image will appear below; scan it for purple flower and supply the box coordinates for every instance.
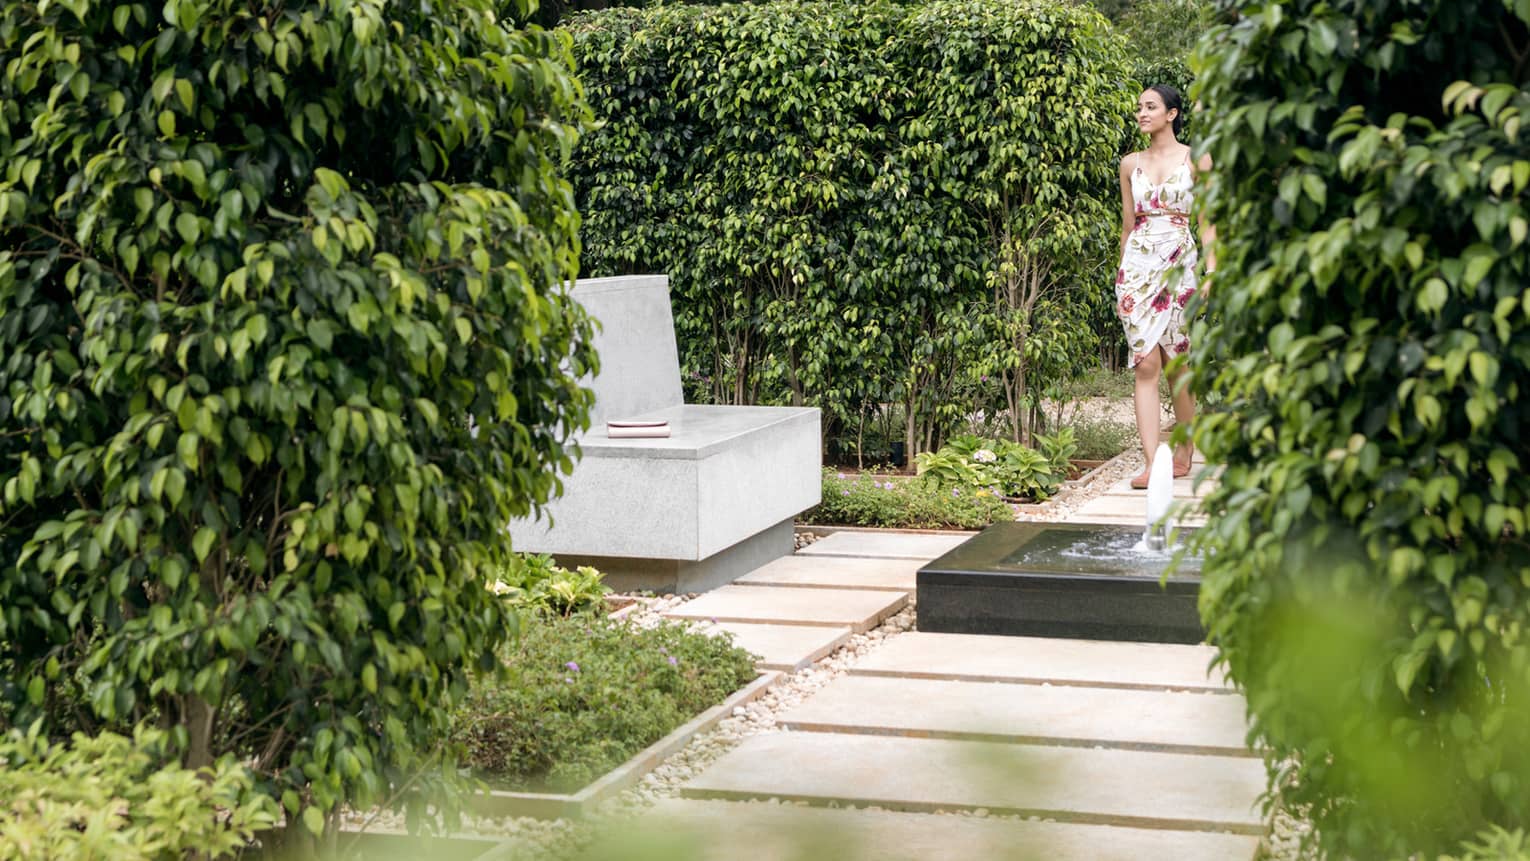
[841,489,851,496]
[565,661,580,672]
[564,677,574,684]
[667,656,679,666]
[883,481,895,490]
[836,472,846,479]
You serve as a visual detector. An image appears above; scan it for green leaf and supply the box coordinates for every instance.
[192,526,218,563]
[175,213,199,244]
[302,806,325,836]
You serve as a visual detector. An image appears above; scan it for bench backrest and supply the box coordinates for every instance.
[571,275,684,427]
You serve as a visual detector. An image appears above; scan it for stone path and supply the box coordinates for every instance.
[1067,455,1216,527]
[632,470,1263,860]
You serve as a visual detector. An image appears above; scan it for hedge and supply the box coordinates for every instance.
[568,0,1131,454]
[1192,0,1530,855]
[0,0,595,847]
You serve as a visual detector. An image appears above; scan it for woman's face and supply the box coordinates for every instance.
[1137,90,1177,136]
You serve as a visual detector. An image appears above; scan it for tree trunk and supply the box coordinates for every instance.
[182,694,216,771]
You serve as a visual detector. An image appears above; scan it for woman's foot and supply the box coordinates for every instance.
[1173,445,1193,478]
[1130,468,1151,489]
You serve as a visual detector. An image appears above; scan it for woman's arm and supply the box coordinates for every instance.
[1196,152,1217,273]
[1119,155,1135,259]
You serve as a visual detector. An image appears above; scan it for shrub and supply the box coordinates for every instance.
[568,0,1130,457]
[494,554,611,618]
[452,614,757,792]
[1113,0,1211,68]
[804,470,1016,530]
[1193,0,1530,855]
[915,433,1071,501]
[0,0,595,843]
[0,723,278,860]
[1069,417,1137,461]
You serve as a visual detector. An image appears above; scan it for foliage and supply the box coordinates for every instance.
[452,613,756,792]
[1446,827,1530,861]
[1192,0,1530,855]
[1069,417,1138,461]
[0,723,279,860]
[495,554,611,618]
[1113,0,1211,67]
[914,433,1070,500]
[804,469,1016,529]
[569,0,1131,458]
[0,0,596,843]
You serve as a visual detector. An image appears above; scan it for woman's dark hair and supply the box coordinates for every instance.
[1149,83,1185,136]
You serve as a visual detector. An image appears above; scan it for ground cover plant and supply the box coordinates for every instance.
[1068,417,1138,462]
[452,614,757,792]
[915,431,1075,501]
[495,553,611,618]
[0,723,277,860]
[804,469,1016,530]
[0,0,595,847]
[569,0,1130,460]
[1193,0,1530,855]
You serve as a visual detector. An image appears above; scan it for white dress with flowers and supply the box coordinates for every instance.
[1115,153,1199,367]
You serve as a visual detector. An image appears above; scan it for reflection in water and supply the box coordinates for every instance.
[993,527,1199,578]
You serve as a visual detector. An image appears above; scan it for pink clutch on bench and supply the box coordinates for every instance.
[607,419,671,439]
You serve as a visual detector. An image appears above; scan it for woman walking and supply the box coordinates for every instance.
[1115,84,1215,489]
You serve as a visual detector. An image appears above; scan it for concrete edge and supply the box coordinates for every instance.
[794,524,980,538]
[467,671,783,820]
[843,667,1236,695]
[675,787,1265,836]
[733,578,916,593]
[772,721,1257,759]
[756,628,855,673]
[668,591,910,634]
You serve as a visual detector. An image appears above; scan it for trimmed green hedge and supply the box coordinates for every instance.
[1193,0,1530,855]
[568,0,1131,454]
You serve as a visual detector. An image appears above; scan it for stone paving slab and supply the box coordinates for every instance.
[850,632,1232,692]
[796,531,974,560]
[1101,476,1211,496]
[682,733,1264,833]
[1072,494,1205,518]
[665,585,908,633]
[737,555,922,592]
[778,676,1251,755]
[701,622,854,672]
[577,799,1259,861]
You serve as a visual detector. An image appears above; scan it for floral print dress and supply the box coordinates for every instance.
[1116,153,1199,367]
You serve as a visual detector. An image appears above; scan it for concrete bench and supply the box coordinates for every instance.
[508,275,821,593]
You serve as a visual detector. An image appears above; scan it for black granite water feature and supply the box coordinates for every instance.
[917,522,1203,644]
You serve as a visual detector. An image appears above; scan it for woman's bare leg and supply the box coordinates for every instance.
[1167,358,1195,468]
[1133,349,1164,482]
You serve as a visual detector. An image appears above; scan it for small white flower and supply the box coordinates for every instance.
[972,448,997,463]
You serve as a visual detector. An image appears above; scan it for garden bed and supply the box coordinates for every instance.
[462,671,778,819]
[451,609,776,819]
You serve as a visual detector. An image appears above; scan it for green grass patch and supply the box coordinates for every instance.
[452,614,757,793]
